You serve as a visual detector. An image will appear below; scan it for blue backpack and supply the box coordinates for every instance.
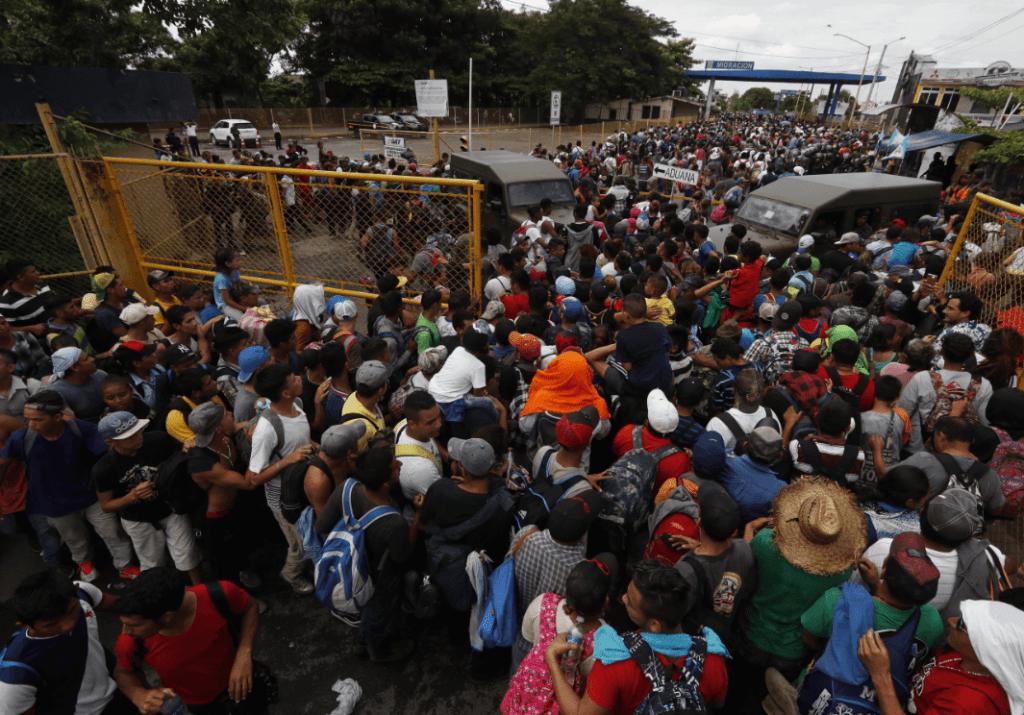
[306,479,398,616]
[477,527,537,649]
[797,582,926,715]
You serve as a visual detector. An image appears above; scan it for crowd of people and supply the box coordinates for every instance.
[3,113,1024,715]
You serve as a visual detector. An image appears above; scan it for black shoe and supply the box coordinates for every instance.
[370,638,416,663]
[330,610,361,628]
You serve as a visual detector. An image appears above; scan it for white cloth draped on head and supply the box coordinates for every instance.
[291,284,326,329]
[962,599,1024,715]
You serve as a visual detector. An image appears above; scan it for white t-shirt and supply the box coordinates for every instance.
[1007,246,1024,272]
[600,261,618,278]
[397,427,442,500]
[280,176,296,207]
[184,124,197,138]
[249,408,311,512]
[853,537,1005,612]
[0,582,117,715]
[706,406,780,453]
[436,316,456,338]
[485,275,512,301]
[428,347,486,403]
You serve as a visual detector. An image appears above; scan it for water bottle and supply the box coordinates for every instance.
[560,616,586,688]
[160,692,189,715]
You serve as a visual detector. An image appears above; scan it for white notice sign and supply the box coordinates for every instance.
[415,79,449,117]
[652,163,699,185]
[550,91,562,125]
[383,135,406,159]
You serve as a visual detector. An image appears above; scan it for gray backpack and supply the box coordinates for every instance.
[598,426,680,549]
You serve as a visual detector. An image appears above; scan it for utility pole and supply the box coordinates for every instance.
[834,33,870,131]
[863,37,905,127]
[429,69,441,164]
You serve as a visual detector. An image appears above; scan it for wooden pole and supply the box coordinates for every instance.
[430,70,441,165]
[307,107,314,136]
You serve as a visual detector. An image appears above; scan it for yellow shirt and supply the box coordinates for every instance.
[341,393,384,453]
[153,296,181,329]
[646,296,676,326]
[166,395,226,443]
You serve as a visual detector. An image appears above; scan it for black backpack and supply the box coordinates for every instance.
[280,454,332,524]
[798,438,861,484]
[715,411,780,456]
[622,631,708,714]
[155,450,208,519]
[513,448,587,530]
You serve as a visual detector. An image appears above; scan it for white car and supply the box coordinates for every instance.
[209,119,261,148]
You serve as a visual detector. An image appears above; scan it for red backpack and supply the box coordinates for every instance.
[989,430,1024,517]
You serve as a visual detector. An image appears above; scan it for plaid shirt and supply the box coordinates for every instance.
[743,329,809,385]
[510,526,586,618]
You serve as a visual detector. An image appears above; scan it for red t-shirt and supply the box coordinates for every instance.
[612,425,691,491]
[587,650,728,714]
[815,367,876,412]
[727,259,763,311]
[909,650,1009,715]
[116,582,250,706]
[501,293,530,321]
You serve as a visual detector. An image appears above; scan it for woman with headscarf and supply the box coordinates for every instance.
[859,599,1024,715]
[519,350,611,469]
[817,324,870,374]
[290,284,326,350]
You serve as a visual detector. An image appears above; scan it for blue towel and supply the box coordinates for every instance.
[437,399,466,422]
[813,582,875,686]
[593,625,730,665]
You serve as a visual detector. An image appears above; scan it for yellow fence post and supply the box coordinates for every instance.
[262,172,297,294]
[100,159,150,297]
[939,196,983,286]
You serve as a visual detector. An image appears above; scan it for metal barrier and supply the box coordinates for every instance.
[940,191,1024,583]
[0,154,95,296]
[101,157,484,307]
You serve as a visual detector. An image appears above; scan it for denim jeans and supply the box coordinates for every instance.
[27,513,64,567]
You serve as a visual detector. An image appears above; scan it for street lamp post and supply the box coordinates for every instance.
[835,33,870,132]
[863,37,906,127]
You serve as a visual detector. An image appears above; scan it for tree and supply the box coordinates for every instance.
[735,87,774,111]
[954,118,1024,165]
[0,0,174,68]
[517,0,686,119]
[655,39,701,99]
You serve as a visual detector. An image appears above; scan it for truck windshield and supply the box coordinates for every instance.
[507,180,575,208]
[735,196,810,237]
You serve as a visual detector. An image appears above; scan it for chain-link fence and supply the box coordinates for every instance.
[940,191,1024,584]
[0,153,95,296]
[102,157,483,308]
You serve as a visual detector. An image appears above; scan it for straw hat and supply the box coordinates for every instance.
[772,477,867,576]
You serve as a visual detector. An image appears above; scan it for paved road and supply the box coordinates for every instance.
[0,531,509,714]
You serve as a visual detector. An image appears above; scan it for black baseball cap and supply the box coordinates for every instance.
[165,343,197,366]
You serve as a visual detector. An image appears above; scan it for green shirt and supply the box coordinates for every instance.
[801,587,944,649]
[783,256,821,273]
[745,528,852,659]
[413,313,440,354]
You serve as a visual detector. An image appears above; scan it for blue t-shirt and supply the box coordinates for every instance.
[712,362,763,413]
[0,584,115,715]
[670,415,706,449]
[696,242,715,268]
[752,293,787,315]
[885,242,920,268]
[719,454,787,522]
[0,420,108,517]
[199,303,223,323]
[322,386,349,429]
[213,270,240,309]
[614,320,673,394]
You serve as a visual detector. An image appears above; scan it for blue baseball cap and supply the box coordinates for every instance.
[560,297,584,321]
[237,346,271,383]
[99,411,149,441]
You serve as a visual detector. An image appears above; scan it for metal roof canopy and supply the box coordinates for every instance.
[685,69,885,84]
[686,69,886,121]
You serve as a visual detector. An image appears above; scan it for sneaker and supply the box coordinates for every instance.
[286,574,315,595]
[76,560,99,582]
[370,638,416,663]
[239,571,262,589]
[119,565,142,580]
[329,610,361,628]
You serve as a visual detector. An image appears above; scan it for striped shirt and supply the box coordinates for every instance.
[0,285,52,328]
[789,434,865,484]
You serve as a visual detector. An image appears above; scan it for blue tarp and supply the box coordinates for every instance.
[876,130,986,154]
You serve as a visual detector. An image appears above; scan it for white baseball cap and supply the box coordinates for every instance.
[647,389,679,434]
[797,235,815,253]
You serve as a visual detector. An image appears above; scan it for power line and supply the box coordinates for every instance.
[682,30,862,55]
[929,8,1024,54]
[940,20,1024,57]
[693,43,863,60]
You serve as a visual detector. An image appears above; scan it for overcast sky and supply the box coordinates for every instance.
[501,0,1024,102]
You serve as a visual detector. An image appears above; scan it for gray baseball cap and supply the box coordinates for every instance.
[188,401,226,448]
[448,437,497,477]
[320,421,366,458]
[356,360,389,391]
[926,488,984,541]
[746,426,783,462]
